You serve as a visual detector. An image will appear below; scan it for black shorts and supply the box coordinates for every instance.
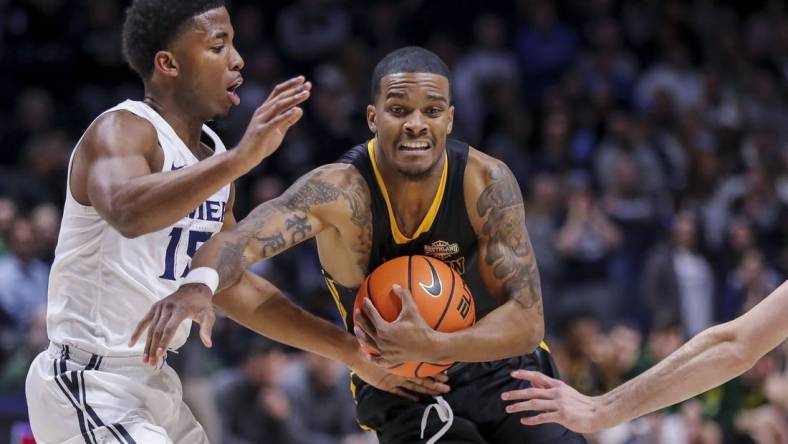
[352,347,587,443]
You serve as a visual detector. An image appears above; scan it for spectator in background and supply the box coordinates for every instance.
[452,13,520,145]
[720,248,782,322]
[595,111,669,197]
[551,311,608,397]
[0,198,18,257]
[514,0,578,102]
[576,18,637,107]
[304,63,359,166]
[0,306,47,392]
[215,337,300,444]
[642,211,714,337]
[725,352,786,441]
[0,88,54,166]
[276,0,350,68]
[281,352,370,444]
[716,217,758,284]
[635,42,702,113]
[604,155,661,318]
[0,218,49,331]
[554,181,622,324]
[30,203,60,263]
[532,111,588,176]
[524,173,562,329]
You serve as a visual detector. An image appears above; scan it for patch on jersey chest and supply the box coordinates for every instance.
[423,240,466,274]
[423,240,459,260]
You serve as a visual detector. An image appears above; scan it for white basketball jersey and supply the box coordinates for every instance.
[47,100,231,357]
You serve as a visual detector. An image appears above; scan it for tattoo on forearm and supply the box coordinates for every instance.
[254,232,286,257]
[477,165,542,313]
[286,215,311,243]
[216,236,248,288]
[214,166,373,283]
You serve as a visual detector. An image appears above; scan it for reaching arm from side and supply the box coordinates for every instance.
[130,163,371,364]
[191,163,370,292]
[503,280,788,433]
[215,271,450,400]
[80,77,309,237]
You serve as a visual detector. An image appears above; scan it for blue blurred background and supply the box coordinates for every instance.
[1,0,788,443]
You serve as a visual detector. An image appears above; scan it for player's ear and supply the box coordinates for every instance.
[367,104,377,134]
[447,105,455,134]
[154,50,179,78]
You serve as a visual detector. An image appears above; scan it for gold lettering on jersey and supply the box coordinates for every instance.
[424,240,459,260]
[444,257,466,275]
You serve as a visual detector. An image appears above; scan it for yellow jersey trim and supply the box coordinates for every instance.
[366,139,448,245]
[324,276,348,329]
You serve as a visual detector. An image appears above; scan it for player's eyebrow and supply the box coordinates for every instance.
[385,91,408,100]
[211,31,229,40]
[426,93,448,104]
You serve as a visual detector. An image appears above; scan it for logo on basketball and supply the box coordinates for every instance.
[424,240,459,260]
[418,260,443,297]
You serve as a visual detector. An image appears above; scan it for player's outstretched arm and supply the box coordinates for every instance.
[215,271,450,400]
[502,280,788,433]
[196,163,370,291]
[83,76,309,238]
[130,163,370,364]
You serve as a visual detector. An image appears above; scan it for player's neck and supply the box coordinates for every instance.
[143,95,205,152]
[377,154,445,237]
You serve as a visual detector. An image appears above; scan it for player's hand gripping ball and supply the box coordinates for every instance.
[354,255,476,377]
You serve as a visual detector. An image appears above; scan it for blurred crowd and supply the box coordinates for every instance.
[2,0,788,443]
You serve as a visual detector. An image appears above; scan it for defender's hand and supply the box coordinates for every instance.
[350,348,450,401]
[235,76,311,169]
[354,284,438,366]
[128,283,216,366]
[502,369,607,433]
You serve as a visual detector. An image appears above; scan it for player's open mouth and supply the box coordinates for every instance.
[226,78,243,105]
[398,141,431,151]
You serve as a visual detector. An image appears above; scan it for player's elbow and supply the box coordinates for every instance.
[106,207,148,238]
[706,323,759,376]
[523,322,545,354]
[513,316,544,355]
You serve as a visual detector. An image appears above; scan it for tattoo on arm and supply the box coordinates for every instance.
[477,165,542,313]
[285,215,311,243]
[347,174,372,273]
[216,237,248,289]
[214,167,373,286]
[253,232,286,257]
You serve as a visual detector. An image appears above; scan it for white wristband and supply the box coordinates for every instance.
[182,267,219,295]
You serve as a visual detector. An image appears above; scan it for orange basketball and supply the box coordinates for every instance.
[354,255,476,377]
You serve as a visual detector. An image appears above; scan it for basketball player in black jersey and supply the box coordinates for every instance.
[134,46,585,443]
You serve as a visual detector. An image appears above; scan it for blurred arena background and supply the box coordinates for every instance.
[2,0,788,443]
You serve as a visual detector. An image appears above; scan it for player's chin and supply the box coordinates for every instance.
[210,103,233,120]
[395,162,433,180]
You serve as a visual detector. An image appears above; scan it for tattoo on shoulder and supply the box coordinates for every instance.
[477,164,542,314]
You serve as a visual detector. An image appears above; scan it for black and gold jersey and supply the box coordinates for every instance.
[324,138,478,330]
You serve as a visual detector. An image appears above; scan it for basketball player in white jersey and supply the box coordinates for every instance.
[23,1,313,442]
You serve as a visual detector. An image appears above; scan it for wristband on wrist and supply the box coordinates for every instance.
[181,267,219,295]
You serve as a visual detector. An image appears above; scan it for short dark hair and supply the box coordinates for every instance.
[122,0,226,79]
[370,46,451,101]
